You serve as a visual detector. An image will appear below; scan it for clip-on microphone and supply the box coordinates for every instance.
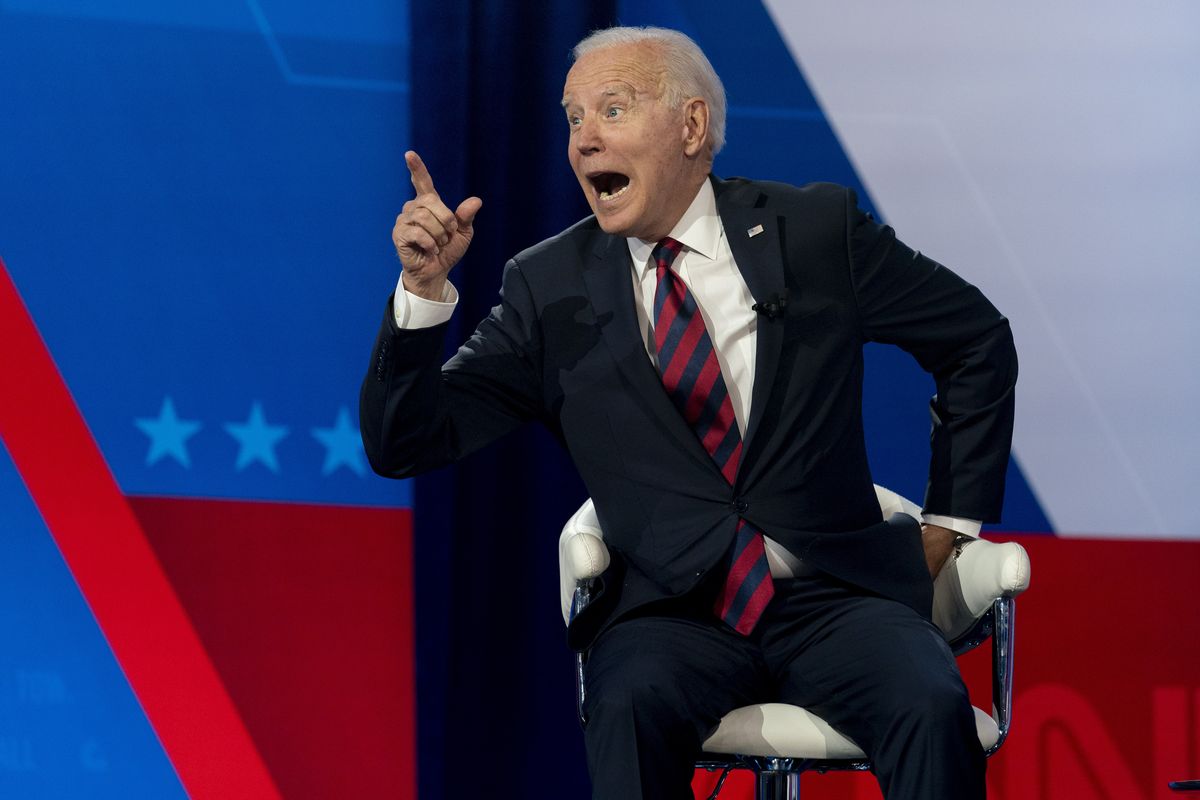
[752,289,789,320]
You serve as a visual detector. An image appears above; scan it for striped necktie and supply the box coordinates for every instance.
[651,237,775,635]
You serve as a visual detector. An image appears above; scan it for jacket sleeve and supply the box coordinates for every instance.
[359,259,544,478]
[844,189,1017,522]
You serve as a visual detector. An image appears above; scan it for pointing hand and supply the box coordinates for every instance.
[392,150,482,300]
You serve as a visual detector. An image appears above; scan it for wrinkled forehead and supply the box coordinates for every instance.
[561,44,665,107]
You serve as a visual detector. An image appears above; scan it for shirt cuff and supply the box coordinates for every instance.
[920,513,982,538]
[392,274,458,329]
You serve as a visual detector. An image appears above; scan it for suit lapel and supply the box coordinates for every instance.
[715,181,787,475]
[582,232,717,473]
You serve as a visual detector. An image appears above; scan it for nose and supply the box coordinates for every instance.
[574,114,604,155]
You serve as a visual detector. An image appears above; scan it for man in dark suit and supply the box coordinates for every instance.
[361,25,1015,800]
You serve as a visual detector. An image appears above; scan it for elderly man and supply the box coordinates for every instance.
[361,25,1015,800]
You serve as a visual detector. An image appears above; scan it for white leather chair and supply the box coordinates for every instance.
[560,486,1031,799]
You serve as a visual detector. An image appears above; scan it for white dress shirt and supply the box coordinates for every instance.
[391,181,980,577]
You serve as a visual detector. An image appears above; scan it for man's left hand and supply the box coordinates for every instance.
[921,524,958,578]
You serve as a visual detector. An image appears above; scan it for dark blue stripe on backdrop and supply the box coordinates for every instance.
[410,2,615,798]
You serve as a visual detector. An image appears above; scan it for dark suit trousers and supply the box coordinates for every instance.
[581,572,985,800]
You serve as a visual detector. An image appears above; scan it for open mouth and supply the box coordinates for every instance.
[588,171,631,203]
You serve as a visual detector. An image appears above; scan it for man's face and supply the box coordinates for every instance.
[562,43,705,242]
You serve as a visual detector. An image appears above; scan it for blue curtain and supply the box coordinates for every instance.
[409,3,616,797]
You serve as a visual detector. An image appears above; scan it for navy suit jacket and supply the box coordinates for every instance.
[360,176,1017,649]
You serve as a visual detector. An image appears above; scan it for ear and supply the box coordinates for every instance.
[681,98,710,158]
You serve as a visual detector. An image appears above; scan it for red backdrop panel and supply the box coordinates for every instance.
[130,497,416,800]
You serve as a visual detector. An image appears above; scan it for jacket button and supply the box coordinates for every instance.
[733,499,749,513]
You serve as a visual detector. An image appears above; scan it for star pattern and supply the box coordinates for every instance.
[224,402,290,473]
[134,397,371,479]
[134,397,202,467]
[311,407,366,477]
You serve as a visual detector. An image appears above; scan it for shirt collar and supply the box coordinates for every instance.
[627,178,721,275]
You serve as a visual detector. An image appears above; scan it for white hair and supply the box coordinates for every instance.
[572,26,727,155]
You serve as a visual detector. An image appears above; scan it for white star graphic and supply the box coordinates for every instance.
[311,407,366,477]
[134,396,202,468]
[224,402,289,473]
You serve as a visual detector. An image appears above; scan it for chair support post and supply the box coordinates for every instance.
[987,596,1015,755]
[572,581,593,727]
[745,757,801,800]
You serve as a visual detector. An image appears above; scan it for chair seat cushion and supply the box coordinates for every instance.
[701,702,1000,760]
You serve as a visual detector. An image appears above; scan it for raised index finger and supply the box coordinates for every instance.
[405,150,438,197]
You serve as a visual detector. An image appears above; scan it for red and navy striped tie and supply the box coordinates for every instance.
[651,237,775,635]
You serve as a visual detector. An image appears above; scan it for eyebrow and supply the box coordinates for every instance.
[561,85,636,109]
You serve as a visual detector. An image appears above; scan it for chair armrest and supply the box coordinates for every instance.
[559,499,610,624]
[873,482,1032,639]
[556,490,1034,637]
[933,538,1031,642]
